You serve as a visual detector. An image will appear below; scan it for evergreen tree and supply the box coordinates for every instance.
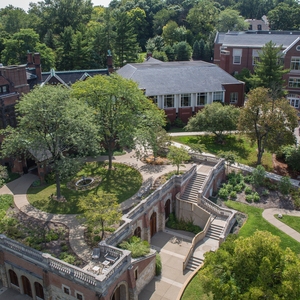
[250,41,289,98]
[199,39,205,60]
[164,44,175,61]
[174,41,192,61]
[192,40,201,60]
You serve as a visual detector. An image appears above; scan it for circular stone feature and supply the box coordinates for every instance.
[75,177,94,188]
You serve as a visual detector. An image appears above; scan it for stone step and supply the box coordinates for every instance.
[186,256,204,272]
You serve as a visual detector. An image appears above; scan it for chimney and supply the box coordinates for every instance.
[107,50,114,73]
[33,53,42,82]
[27,52,34,67]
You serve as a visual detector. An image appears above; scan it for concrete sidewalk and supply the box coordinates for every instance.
[262,208,300,242]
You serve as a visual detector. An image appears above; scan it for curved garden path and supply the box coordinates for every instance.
[0,152,193,261]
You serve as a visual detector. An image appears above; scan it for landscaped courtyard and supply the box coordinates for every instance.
[27,161,143,214]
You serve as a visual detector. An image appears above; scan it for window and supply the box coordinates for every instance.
[9,270,19,287]
[197,93,207,106]
[287,94,300,108]
[134,268,138,280]
[252,49,260,65]
[76,292,84,300]
[62,285,70,295]
[291,57,300,70]
[0,85,8,94]
[181,94,191,107]
[213,91,223,102]
[249,24,252,30]
[257,24,262,30]
[164,95,174,108]
[150,96,157,105]
[230,92,238,103]
[288,77,300,88]
[35,282,44,300]
[233,49,242,64]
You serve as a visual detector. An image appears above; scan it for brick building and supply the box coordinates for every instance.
[214,30,300,108]
[117,59,245,124]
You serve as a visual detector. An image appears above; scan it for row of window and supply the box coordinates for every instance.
[287,94,300,108]
[151,92,238,108]
[62,284,84,300]
[0,85,8,94]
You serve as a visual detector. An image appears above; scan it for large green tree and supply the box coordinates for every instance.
[71,74,166,169]
[0,85,99,199]
[238,87,298,165]
[200,231,300,299]
[167,146,191,174]
[78,192,121,240]
[250,41,289,98]
[185,102,240,143]
[217,8,248,32]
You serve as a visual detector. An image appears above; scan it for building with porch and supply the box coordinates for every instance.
[117,59,245,124]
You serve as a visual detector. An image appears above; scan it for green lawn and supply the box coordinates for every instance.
[171,134,273,170]
[27,162,142,214]
[225,201,300,253]
[181,272,212,300]
[275,215,300,233]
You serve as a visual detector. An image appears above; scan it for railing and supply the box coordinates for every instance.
[189,153,220,164]
[200,196,232,217]
[182,215,212,271]
[219,212,236,245]
[0,234,44,262]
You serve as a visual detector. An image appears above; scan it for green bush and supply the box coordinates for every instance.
[234,183,244,193]
[245,186,252,195]
[261,189,269,196]
[252,165,266,187]
[45,230,59,242]
[244,175,253,184]
[253,192,260,202]
[119,236,150,258]
[230,191,237,199]
[0,194,13,211]
[279,176,292,195]
[174,117,185,128]
[61,245,69,252]
[166,213,201,234]
[93,236,101,242]
[45,172,56,184]
[291,189,300,209]
[156,254,162,276]
[60,253,76,264]
[218,188,229,200]
[245,194,253,203]
[225,184,233,192]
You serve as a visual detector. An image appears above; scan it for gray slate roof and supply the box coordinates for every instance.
[216,31,300,48]
[117,61,241,96]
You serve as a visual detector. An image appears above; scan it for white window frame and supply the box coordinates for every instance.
[149,95,158,105]
[288,77,300,88]
[213,91,224,102]
[62,284,70,295]
[233,49,242,65]
[291,57,300,70]
[196,92,207,106]
[287,94,300,108]
[164,95,174,108]
[180,94,191,107]
[252,49,260,65]
[230,92,238,104]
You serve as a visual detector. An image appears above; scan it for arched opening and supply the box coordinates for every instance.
[134,227,141,238]
[35,282,44,299]
[112,283,127,300]
[165,199,171,220]
[21,276,32,298]
[150,212,157,237]
[9,270,19,287]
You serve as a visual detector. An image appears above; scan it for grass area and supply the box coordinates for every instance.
[275,215,300,233]
[171,134,273,170]
[167,127,189,133]
[225,200,300,253]
[27,162,142,214]
[181,272,212,300]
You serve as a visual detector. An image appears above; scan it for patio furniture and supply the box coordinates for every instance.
[104,252,118,264]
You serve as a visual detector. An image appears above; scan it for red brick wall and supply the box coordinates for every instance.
[164,108,176,123]
[178,107,193,123]
[223,83,245,106]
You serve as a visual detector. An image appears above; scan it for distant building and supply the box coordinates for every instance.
[214,30,300,109]
[245,16,269,31]
[117,59,245,124]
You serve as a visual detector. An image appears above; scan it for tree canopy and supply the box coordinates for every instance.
[185,102,240,142]
[0,85,99,199]
[238,87,298,165]
[200,231,300,299]
[71,74,166,169]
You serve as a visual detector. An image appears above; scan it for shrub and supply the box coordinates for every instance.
[261,189,269,196]
[45,172,56,184]
[93,236,101,242]
[119,236,150,258]
[252,165,266,187]
[253,192,260,202]
[166,213,201,234]
[156,254,162,276]
[279,176,292,195]
[60,253,76,264]
[234,183,244,193]
[173,117,185,128]
[230,191,237,199]
[291,189,300,209]
[244,175,253,184]
[245,186,252,195]
[0,194,13,211]
[245,194,253,203]
[61,245,69,252]
[218,188,229,200]
[45,230,59,242]
[225,184,233,192]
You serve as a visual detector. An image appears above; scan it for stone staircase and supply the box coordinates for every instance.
[181,173,207,203]
[206,222,224,241]
[185,256,203,272]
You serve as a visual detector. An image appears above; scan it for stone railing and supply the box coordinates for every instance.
[200,196,232,217]
[219,212,236,245]
[189,152,220,164]
[182,214,212,271]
